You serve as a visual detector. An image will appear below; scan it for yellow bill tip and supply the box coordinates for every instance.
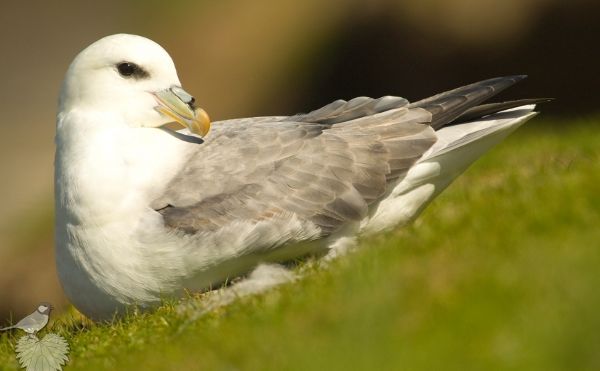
[191,108,211,137]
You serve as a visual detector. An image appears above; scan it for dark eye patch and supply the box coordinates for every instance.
[116,62,149,79]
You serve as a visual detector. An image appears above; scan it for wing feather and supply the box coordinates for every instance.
[155,106,436,236]
[155,76,534,238]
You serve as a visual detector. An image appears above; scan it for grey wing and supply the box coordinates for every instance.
[155,75,531,237]
[154,97,436,237]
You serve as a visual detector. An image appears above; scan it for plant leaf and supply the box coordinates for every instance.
[15,333,69,371]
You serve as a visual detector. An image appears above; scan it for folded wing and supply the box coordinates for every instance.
[155,106,435,236]
[154,76,534,237]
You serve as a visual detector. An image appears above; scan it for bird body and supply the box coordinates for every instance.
[54,34,545,320]
[1,304,52,335]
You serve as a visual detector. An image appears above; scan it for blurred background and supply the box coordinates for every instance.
[0,0,598,321]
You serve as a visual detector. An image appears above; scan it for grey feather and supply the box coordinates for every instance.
[288,95,409,124]
[154,76,536,237]
[155,107,435,236]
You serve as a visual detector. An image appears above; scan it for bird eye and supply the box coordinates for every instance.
[116,62,149,79]
[117,62,137,77]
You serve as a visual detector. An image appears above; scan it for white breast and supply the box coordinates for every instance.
[54,110,196,319]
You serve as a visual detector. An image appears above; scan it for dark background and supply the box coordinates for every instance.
[294,4,599,118]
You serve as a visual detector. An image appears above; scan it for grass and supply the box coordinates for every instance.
[1,118,599,370]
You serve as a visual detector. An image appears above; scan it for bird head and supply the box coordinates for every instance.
[37,302,53,315]
[58,33,210,136]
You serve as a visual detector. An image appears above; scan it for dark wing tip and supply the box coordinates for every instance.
[452,97,554,125]
[411,75,533,129]
[477,75,527,84]
[497,74,527,81]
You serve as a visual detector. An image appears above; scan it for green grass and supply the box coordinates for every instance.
[2,118,599,371]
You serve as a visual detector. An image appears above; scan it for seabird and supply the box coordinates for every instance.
[54,34,547,320]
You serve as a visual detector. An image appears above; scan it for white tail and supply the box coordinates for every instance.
[362,105,538,234]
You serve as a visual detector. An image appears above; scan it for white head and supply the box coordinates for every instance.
[37,303,53,315]
[58,34,210,135]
